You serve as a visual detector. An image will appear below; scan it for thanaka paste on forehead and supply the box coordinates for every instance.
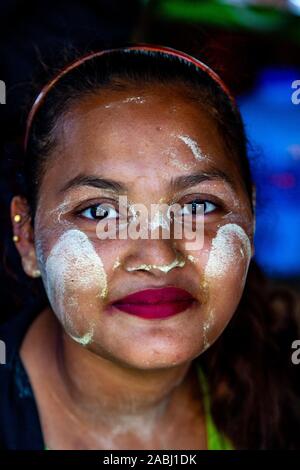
[103,95,147,109]
[165,149,196,172]
[177,134,210,162]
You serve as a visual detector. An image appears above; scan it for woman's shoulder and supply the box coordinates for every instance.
[0,302,45,450]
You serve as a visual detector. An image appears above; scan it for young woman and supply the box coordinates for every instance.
[0,45,299,450]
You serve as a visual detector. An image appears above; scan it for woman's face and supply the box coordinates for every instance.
[24,83,254,369]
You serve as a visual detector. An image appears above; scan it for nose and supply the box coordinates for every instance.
[123,238,186,275]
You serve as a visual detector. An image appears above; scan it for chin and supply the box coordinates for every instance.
[91,335,205,370]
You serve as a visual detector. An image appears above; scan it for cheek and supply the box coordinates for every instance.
[37,228,108,341]
[205,223,251,290]
[190,223,252,350]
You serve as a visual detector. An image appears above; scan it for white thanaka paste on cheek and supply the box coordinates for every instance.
[69,329,94,346]
[45,229,108,298]
[197,224,251,354]
[202,309,215,351]
[42,229,108,345]
[205,223,252,279]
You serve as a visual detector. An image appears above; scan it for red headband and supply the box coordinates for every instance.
[23,44,236,152]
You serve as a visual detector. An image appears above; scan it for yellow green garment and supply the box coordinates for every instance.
[196,364,234,450]
[45,363,233,451]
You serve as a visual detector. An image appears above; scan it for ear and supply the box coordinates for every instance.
[10,196,41,278]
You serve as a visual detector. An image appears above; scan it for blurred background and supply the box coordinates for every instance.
[0,0,299,320]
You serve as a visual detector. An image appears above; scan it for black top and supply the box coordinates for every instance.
[0,303,45,449]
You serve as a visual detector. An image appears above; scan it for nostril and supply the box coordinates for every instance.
[125,263,153,272]
[125,256,186,274]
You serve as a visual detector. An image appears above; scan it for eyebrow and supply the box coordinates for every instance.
[60,174,127,194]
[170,168,236,192]
[60,168,236,195]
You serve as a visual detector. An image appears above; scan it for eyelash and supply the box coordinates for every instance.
[79,204,118,221]
[181,199,218,217]
[76,197,223,221]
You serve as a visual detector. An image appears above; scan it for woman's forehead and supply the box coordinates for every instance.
[53,87,238,179]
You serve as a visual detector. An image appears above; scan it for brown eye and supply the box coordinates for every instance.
[182,199,217,216]
[80,204,118,221]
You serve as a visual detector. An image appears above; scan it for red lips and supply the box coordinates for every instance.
[111,287,195,319]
